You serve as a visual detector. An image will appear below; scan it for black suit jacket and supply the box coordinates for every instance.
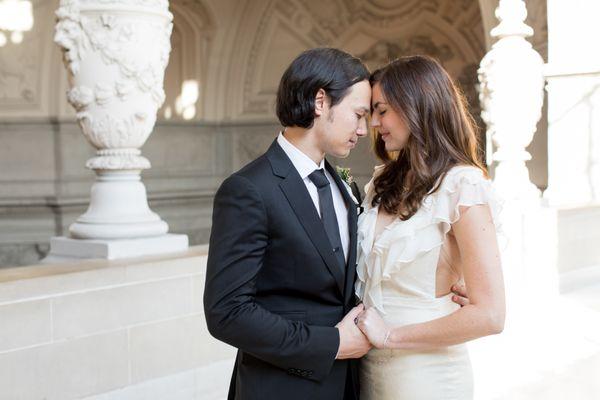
[204,139,360,400]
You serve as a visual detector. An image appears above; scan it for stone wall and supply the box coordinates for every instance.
[0,246,235,400]
[0,119,282,267]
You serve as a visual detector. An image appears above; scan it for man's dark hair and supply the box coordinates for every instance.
[276,47,369,128]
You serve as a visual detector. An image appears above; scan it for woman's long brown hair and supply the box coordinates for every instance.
[370,55,486,220]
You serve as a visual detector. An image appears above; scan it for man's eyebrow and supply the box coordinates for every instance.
[356,106,369,114]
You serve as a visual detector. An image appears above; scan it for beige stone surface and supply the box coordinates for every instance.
[52,276,193,340]
[0,299,52,352]
[0,247,207,303]
[0,330,129,400]
[191,273,205,313]
[0,247,232,399]
[129,314,235,383]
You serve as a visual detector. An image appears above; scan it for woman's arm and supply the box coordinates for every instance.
[357,204,505,349]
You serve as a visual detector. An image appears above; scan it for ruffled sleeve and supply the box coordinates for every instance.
[432,165,502,232]
[355,165,503,313]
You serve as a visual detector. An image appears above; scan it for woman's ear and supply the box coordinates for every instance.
[314,88,327,117]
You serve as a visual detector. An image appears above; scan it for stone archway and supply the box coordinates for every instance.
[219,0,489,174]
[225,0,487,120]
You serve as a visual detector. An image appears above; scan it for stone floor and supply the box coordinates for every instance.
[470,267,600,400]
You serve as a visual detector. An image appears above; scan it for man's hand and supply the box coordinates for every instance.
[451,283,470,307]
[335,304,372,359]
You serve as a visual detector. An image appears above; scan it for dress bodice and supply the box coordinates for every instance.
[355,165,502,322]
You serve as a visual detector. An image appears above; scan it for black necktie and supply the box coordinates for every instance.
[308,169,345,273]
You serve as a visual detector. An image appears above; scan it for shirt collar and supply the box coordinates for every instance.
[277,132,325,180]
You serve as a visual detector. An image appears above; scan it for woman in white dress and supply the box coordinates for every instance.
[355,55,505,400]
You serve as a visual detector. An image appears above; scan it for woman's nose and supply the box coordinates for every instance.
[370,113,380,127]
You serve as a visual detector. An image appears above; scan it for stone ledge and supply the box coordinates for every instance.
[0,245,208,304]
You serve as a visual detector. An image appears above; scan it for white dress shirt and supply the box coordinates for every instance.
[277,132,349,262]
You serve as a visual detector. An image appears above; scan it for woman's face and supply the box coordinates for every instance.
[370,83,410,152]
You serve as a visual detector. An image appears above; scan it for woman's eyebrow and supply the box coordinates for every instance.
[372,101,388,109]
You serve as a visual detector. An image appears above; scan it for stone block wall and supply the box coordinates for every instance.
[0,246,236,399]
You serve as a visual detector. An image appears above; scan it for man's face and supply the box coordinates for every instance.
[316,80,371,158]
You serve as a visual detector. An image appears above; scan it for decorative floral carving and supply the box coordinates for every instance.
[54,0,172,171]
[86,154,151,170]
[358,36,454,70]
[241,0,484,118]
[84,0,169,9]
[0,37,38,103]
[67,86,94,110]
[55,1,172,110]
[115,79,134,100]
[55,0,89,76]
[94,83,113,105]
[77,111,154,151]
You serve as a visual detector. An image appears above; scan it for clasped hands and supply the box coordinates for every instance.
[335,283,468,359]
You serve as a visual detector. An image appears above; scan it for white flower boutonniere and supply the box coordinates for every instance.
[336,166,354,185]
[336,166,359,206]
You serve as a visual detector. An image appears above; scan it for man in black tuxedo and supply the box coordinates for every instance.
[204,48,372,400]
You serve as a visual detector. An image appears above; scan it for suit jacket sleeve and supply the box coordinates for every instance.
[203,174,340,382]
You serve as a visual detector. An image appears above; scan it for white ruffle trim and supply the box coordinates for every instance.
[355,166,503,314]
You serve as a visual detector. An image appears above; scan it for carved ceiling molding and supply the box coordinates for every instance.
[233,0,488,120]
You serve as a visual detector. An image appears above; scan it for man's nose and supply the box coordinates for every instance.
[356,119,368,136]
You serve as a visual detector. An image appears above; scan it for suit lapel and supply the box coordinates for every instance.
[325,160,358,306]
[267,141,345,297]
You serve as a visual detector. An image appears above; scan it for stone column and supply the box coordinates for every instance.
[47,0,187,260]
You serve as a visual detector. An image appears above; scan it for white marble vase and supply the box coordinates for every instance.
[55,0,173,239]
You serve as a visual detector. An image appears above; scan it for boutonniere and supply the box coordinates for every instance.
[336,166,354,186]
[336,166,363,214]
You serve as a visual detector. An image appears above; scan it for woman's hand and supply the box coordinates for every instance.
[356,307,392,349]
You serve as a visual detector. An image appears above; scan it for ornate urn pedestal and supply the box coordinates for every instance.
[47,0,187,260]
[479,0,545,204]
[478,0,557,327]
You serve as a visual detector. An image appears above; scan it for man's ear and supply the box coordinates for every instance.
[314,88,327,117]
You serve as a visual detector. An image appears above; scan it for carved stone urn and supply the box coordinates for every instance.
[55,0,173,239]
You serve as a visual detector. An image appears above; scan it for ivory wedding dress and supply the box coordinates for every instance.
[356,165,501,400]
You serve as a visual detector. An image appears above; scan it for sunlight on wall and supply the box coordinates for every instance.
[175,79,199,120]
[163,105,172,120]
[0,0,33,47]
